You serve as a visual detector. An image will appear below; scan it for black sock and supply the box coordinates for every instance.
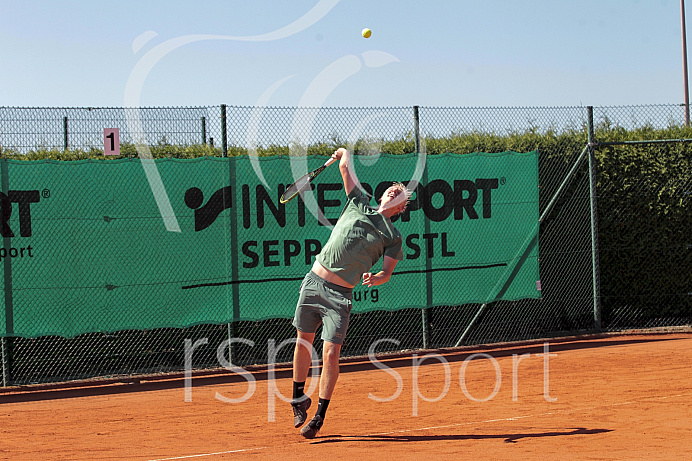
[316,398,330,419]
[293,381,305,400]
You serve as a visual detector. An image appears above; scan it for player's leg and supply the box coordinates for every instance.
[301,340,342,439]
[301,283,351,439]
[291,274,322,428]
[292,330,315,385]
[316,340,341,424]
[319,340,341,400]
[291,330,316,428]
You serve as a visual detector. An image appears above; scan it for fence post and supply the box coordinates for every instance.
[413,106,431,349]
[221,104,228,157]
[1,158,13,386]
[413,105,421,154]
[1,338,5,387]
[202,116,207,145]
[227,149,241,365]
[0,337,11,387]
[682,0,690,126]
[587,106,602,331]
[63,116,69,150]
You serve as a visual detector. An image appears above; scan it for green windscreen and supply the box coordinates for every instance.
[1,151,540,338]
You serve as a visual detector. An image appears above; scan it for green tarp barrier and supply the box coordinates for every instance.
[1,151,540,338]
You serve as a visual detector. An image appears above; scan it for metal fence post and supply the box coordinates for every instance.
[0,337,11,387]
[682,0,690,126]
[63,116,69,150]
[414,106,431,349]
[587,106,603,331]
[228,147,240,364]
[221,104,228,157]
[202,116,207,145]
[1,338,7,387]
[413,105,421,154]
[1,158,13,386]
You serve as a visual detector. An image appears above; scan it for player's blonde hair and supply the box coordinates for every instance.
[388,181,412,211]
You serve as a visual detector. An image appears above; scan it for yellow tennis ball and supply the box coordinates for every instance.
[362,28,372,38]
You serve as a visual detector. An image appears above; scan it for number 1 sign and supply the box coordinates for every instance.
[104,128,120,156]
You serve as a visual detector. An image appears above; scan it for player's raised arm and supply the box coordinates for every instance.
[333,147,357,196]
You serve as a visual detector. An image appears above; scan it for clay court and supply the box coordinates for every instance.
[1,331,691,460]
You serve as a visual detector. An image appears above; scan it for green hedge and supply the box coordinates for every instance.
[592,124,691,322]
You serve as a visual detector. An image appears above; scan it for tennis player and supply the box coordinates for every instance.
[290,147,411,439]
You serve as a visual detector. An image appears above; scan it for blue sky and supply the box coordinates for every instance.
[0,0,688,108]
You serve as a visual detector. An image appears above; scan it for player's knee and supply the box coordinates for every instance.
[322,342,342,362]
[295,331,315,351]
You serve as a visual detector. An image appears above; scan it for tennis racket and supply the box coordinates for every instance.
[280,156,337,203]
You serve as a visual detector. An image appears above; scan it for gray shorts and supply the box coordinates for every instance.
[292,271,353,345]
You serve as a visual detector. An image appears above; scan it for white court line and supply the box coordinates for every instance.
[147,392,692,460]
[148,446,271,461]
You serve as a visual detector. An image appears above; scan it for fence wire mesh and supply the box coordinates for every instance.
[0,104,689,387]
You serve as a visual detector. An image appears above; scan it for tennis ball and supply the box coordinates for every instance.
[362,28,372,38]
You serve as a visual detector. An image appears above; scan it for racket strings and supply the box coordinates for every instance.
[281,175,311,203]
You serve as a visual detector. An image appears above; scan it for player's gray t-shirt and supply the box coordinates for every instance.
[316,188,403,286]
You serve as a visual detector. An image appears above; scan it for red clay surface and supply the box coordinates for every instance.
[1,332,691,460]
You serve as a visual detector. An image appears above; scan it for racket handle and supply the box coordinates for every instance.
[325,156,338,167]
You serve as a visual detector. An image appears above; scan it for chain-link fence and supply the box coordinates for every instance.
[0,107,221,154]
[0,104,689,387]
